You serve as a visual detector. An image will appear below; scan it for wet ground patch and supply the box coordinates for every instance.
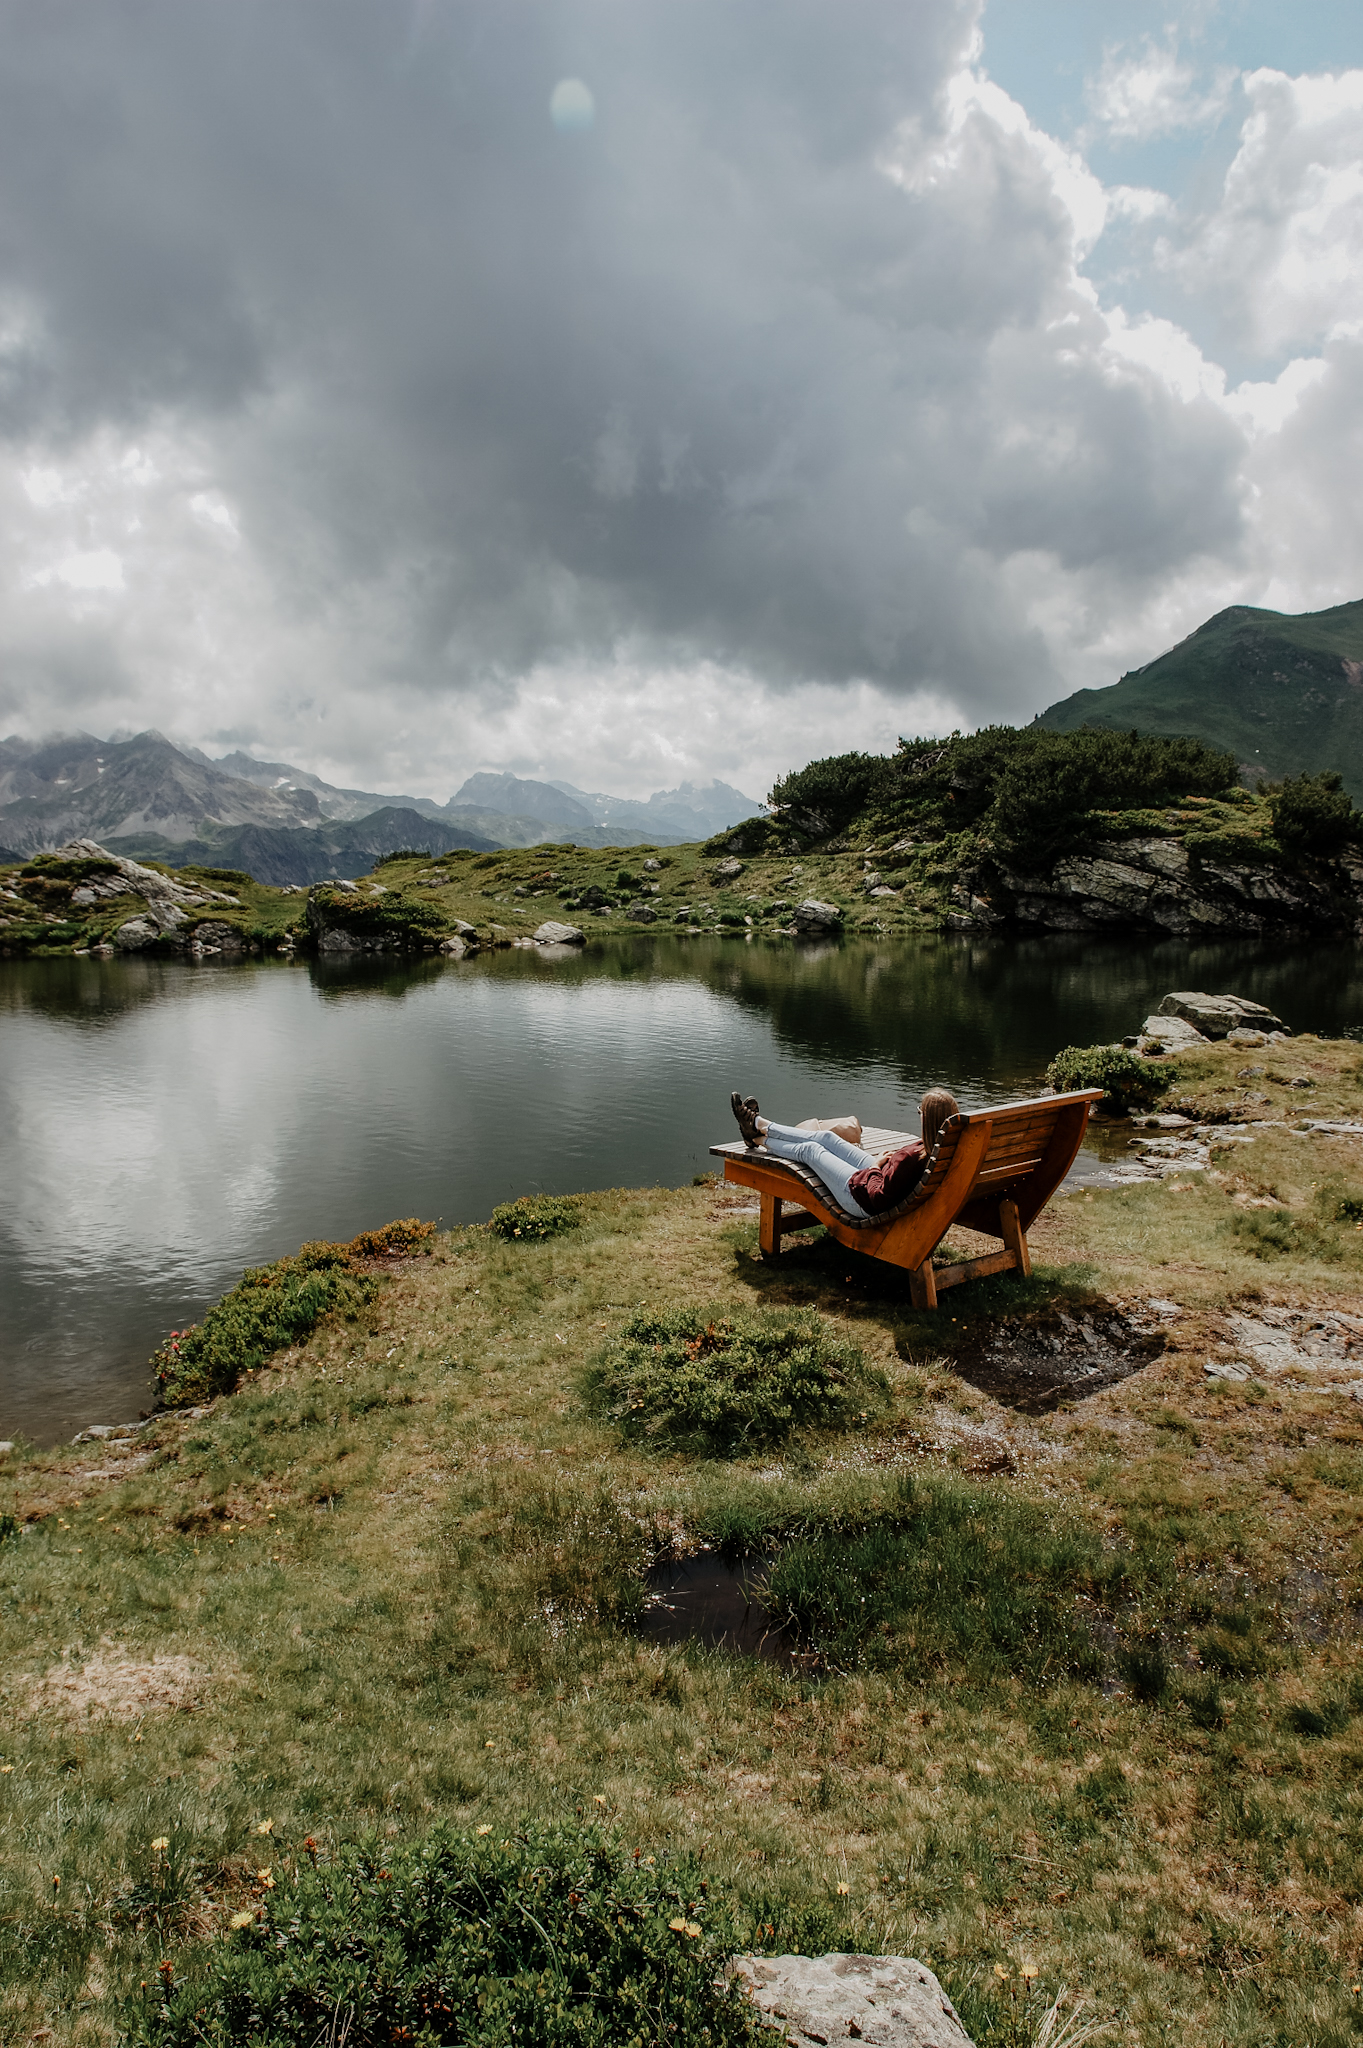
[640,1550,805,1667]
[905,1303,1168,1414]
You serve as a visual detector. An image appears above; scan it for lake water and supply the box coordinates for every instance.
[3,931,1361,1445]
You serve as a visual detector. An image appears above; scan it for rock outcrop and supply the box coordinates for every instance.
[1158,991,1286,1038]
[728,1953,975,2047]
[947,835,1363,937]
[532,919,585,945]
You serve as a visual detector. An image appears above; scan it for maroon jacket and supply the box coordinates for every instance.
[848,1138,928,1215]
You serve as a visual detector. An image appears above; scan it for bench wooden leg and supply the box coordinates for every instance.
[998,1199,1032,1278]
[759,1193,782,1259]
[909,1259,938,1309]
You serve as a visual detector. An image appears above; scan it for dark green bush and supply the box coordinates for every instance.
[763,1472,1106,1684]
[1271,771,1359,859]
[584,1306,886,1456]
[768,750,894,826]
[150,1235,398,1406]
[0,1512,19,1549]
[1045,1043,1169,1111]
[1287,1699,1350,1739]
[489,1194,582,1241]
[124,1823,761,2048]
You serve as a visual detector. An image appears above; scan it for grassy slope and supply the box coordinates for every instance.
[3,1041,1363,2047]
[1036,599,1363,800]
[0,859,303,958]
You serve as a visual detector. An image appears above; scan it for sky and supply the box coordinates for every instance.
[0,0,1360,805]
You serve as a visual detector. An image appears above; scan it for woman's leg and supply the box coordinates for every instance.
[760,1123,876,1209]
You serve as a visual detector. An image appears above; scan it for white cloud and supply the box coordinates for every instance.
[1171,66,1363,357]
[1089,33,1235,142]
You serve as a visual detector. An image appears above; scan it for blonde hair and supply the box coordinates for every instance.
[920,1087,960,1157]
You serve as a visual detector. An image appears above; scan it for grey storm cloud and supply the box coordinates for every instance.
[0,0,1255,743]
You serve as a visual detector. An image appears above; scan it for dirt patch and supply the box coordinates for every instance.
[1210,1306,1363,1392]
[20,1646,216,1722]
[929,1304,1169,1415]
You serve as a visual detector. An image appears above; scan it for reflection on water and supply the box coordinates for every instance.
[2,932,1360,1445]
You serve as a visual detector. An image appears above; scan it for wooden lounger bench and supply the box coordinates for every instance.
[710,1089,1103,1309]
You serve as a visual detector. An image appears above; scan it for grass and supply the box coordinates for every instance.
[3,1087,1363,2046]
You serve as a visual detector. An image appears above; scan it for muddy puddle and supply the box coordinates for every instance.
[640,1552,808,1667]
[940,1305,1169,1415]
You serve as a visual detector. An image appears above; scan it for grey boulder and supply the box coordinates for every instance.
[791,898,844,933]
[712,857,746,882]
[1140,1013,1206,1048]
[625,903,658,923]
[728,1953,975,2047]
[1159,991,1287,1038]
[113,917,160,951]
[533,920,585,944]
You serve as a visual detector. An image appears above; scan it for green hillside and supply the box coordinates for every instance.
[1035,598,1363,801]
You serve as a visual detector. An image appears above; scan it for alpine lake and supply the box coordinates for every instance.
[3,928,1361,1446]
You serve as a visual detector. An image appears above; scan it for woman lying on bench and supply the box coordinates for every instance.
[729,1087,958,1217]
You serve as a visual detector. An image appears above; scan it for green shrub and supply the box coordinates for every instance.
[489,1193,582,1241]
[1045,1043,1168,1111]
[124,1823,761,2048]
[1271,771,1359,859]
[584,1306,887,1457]
[762,1472,1106,1684]
[615,867,638,888]
[146,1221,437,1406]
[769,750,894,826]
[0,1512,19,1549]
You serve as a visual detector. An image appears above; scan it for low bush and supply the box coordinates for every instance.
[125,1823,760,2048]
[150,1218,435,1405]
[1045,1042,1169,1112]
[762,1472,1106,1685]
[583,1306,887,1457]
[1271,771,1359,859]
[489,1194,583,1241]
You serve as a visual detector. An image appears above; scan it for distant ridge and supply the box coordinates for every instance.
[1035,598,1363,800]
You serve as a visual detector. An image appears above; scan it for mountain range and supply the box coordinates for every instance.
[1037,597,1363,800]
[0,731,765,877]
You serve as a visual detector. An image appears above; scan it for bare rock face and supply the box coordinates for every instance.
[791,898,844,933]
[1158,991,1286,1038]
[533,919,585,944]
[729,1953,975,2047]
[1140,1012,1206,1048]
[112,917,159,951]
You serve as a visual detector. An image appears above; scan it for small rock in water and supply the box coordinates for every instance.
[728,1952,976,2047]
[791,898,844,933]
[533,920,586,945]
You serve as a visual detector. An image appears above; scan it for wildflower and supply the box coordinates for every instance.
[669,1917,687,1933]
[1021,1963,1039,1982]
[477,1825,493,1836]
[254,1818,274,1836]
[304,1837,318,1861]
[228,1911,254,1930]
[158,1960,174,1980]
[994,1964,1010,1980]
[0,1765,12,1774]
[685,1922,701,1938]
[150,1836,170,1853]
[593,1794,607,1806]
[51,1876,60,1897]
[256,1868,275,1889]
[836,1882,850,1896]
[485,1740,495,1749]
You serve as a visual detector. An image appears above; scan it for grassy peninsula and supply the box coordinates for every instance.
[3,1037,1363,2047]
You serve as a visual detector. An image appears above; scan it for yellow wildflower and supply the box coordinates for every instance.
[593,1794,607,1806]
[256,1868,275,1889]
[685,1922,701,1938]
[836,1882,850,1896]
[669,1917,687,1933]
[477,1825,493,1836]
[254,1819,274,1835]
[1021,1963,1039,1982]
[229,1911,254,1930]
[151,1836,170,1853]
